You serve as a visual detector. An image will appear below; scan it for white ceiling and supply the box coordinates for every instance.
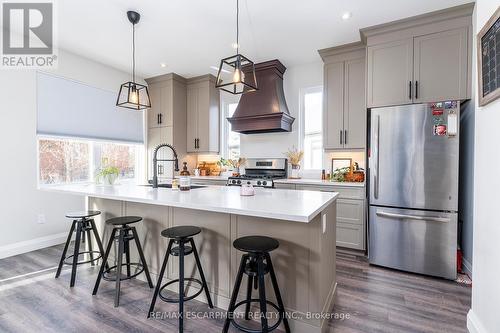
[56,0,472,79]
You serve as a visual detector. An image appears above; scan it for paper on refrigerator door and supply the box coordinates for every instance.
[447,110,457,136]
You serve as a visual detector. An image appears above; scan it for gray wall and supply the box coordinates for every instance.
[459,99,474,276]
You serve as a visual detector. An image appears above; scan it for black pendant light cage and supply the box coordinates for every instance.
[116,11,151,110]
[215,0,258,95]
[216,54,258,94]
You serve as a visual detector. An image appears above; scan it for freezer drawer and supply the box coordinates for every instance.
[369,206,457,279]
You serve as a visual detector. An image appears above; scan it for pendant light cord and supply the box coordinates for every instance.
[236,0,239,54]
[132,22,136,83]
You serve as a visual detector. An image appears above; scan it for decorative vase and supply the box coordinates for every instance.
[290,164,301,179]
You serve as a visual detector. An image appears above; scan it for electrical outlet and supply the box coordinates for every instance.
[37,214,46,224]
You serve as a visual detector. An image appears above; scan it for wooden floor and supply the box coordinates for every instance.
[0,244,471,333]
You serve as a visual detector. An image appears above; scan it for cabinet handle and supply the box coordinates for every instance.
[408,81,412,99]
[194,139,197,149]
[415,81,419,99]
[344,130,348,145]
[159,113,162,124]
[340,130,343,145]
[197,138,200,149]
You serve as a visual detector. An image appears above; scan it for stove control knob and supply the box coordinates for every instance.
[232,180,236,184]
[257,181,262,186]
[262,181,267,186]
[237,180,241,185]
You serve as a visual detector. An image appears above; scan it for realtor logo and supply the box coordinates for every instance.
[1,1,57,68]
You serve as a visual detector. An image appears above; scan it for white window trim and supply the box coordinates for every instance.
[298,86,324,171]
[220,92,241,159]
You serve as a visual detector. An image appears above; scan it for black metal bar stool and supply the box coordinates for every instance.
[92,216,153,307]
[55,210,106,287]
[148,226,213,333]
[223,236,290,333]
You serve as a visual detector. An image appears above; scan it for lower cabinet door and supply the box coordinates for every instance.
[336,198,365,250]
[337,222,364,250]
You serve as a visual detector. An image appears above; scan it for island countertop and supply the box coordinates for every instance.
[40,183,338,223]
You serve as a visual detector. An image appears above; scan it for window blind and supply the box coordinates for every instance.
[36,72,144,144]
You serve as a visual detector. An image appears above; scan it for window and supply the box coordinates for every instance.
[221,93,241,159]
[38,137,141,185]
[300,87,323,170]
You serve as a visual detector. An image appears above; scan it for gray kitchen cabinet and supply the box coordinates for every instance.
[186,75,220,154]
[145,73,188,181]
[344,58,367,149]
[323,62,344,150]
[147,78,174,128]
[319,42,366,150]
[293,183,366,250]
[362,3,473,107]
[413,27,469,103]
[366,39,413,108]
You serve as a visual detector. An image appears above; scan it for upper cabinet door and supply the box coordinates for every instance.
[147,86,161,129]
[196,82,211,152]
[323,62,345,150]
[413,27,469,103]
[344,58,366,149]
[367,39,413,108]
[186,85,198,153]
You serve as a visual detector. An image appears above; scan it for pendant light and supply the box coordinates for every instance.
[215,0,258,95]
[116,11,151,110]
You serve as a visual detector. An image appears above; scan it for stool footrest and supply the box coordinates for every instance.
[102,263,144,281]
[63,251,102,266]
[158,278,204,303]
[229,299,283,333]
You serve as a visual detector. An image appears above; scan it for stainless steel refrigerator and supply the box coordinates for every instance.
[368,102,459,280]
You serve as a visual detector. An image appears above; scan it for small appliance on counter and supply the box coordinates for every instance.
[240,182,255,196]
[226,158,287,188]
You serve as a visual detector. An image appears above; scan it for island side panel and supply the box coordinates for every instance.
[310,200,337,331]
[88,197,124,262]
[170,207,232,300]
[232,200,337,332]
[123,201,170,274]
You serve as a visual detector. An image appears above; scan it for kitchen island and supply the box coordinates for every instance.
[41,183,338,333]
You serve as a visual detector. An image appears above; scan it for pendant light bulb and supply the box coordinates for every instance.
[233,68,241,83]
[129,86,139,104]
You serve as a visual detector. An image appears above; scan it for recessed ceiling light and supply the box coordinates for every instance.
[160,63,167,68]
[342,12,352,20]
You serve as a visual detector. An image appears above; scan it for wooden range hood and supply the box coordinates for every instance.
[227,59,295,134]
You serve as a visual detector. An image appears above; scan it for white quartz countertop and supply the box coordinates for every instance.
[40,183,338,223]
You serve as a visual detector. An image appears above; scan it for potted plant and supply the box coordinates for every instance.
[95,166,120,185]
[284,147,304,179]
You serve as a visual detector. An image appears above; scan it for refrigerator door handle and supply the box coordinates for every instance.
[373,115,380,199]
[376,211,450,223]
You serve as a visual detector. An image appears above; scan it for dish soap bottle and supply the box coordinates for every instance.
[179,162,191,191]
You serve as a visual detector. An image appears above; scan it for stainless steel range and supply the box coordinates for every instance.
[226,158,287,188]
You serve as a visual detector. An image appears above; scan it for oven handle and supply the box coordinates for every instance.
[376,211,450,223]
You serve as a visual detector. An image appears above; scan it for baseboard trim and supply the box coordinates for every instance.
[463,257,473,278]
[0,232,69,259]
[467,309,488,333]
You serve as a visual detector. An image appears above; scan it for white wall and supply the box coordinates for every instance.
[468,1,500,333]
[0,50,139,257]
